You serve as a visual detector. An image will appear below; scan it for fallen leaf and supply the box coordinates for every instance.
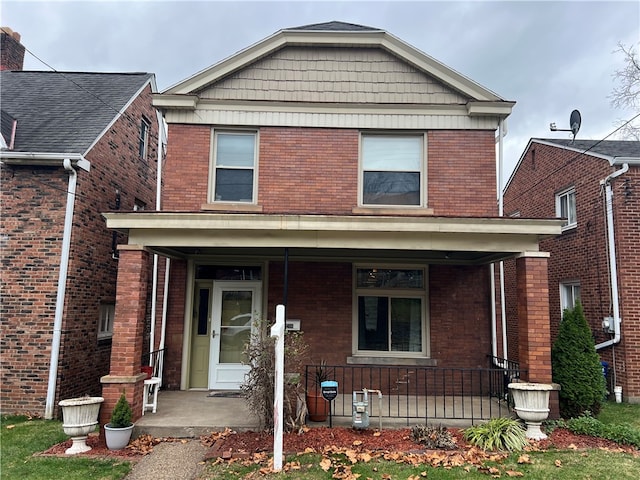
[555,459,562,468]
[506,470,524,477]
[6,425,15,430]
[353,440,363,446]
[373,431,381,437]
[517,454,531,464]
[320,457,332,471]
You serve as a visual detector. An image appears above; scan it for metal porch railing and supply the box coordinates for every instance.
[304,361,524,425]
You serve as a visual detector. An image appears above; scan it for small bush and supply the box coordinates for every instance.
[565,412,640,447]
[463,417,527,452]
[109,392,133,428]
[552,302,606,418]
[410,425,457,450]
[241,315,308,433]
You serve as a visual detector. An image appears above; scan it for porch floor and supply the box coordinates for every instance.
[133,390,512,438]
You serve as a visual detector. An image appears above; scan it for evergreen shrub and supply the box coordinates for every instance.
[551,301,606,418]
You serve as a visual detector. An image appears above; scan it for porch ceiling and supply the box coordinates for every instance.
[103,212,563,265]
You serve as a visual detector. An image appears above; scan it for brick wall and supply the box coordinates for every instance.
[162,125,498,216]
[0,85,158,416]
[503,143,640,399]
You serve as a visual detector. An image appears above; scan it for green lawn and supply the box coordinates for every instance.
[598,401,640,429]
[202,449,640,479]
[0,415,131,480]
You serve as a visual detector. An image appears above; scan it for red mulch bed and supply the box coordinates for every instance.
[213,426,638,457]
[40,427,638,460]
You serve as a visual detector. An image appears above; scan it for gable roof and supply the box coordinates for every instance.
[159,22,512,115]
[504,137,640,192]
[288,21,381,32]
[532,138,640,162]
[0,71,155,156]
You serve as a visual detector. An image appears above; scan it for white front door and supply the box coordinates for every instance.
[209,281,261,390]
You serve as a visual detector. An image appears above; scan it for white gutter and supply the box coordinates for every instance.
[596,163,628,350]
[44,157,90,419]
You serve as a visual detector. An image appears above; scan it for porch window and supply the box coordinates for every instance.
[556,187,576,230]
[355,267,427,355]
[211,131,257,203]
[98,303,115,340]
[560,281,581,314]
[361,135,424,206]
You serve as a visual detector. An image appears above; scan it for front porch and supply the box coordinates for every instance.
[134,389,514,438]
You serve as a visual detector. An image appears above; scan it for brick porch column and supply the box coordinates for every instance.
[516,252,559,418]
[100,245,149,428]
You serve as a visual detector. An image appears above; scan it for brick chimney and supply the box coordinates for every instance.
[1,27,25,71]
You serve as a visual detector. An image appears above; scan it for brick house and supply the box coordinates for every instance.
[101,22,563,423]
[503,138,640,403]
[0,27,160,418]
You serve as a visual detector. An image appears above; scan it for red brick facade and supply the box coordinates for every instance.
[504,141,640,402]
[0,85,158,415]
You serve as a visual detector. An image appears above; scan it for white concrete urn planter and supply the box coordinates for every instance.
[508,382,554,440]
[58,396,104,454]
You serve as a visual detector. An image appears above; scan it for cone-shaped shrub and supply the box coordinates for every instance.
[552,301,606,418]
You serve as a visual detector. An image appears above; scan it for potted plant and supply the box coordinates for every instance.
[104,391,134,450]
[306,360,334,422]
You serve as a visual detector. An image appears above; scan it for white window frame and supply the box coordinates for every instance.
[555,187,577,231]
[139,117,150,161]
[209,130,258,204]
[352,265,429,357]
[359,133,426,208]
[98,303,115,340]
[560,281,581,315]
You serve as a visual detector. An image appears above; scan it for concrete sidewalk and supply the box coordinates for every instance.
[124,440,207,480]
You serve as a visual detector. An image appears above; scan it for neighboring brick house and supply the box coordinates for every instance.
[503,138,640,403]
[0,27,160,418]
[101,22,562,423]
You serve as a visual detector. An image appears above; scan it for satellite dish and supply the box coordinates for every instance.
[549,109,582,142]
[570,109,581,139]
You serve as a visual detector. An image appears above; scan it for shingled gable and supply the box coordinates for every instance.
[155,21,514,117]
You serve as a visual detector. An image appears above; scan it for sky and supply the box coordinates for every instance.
[2,0,639,183]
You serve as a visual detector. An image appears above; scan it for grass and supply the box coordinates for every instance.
[202,450,640,479]
[598,401,640,429]
[1,415,131,480]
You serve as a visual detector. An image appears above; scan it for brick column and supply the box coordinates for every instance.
[516,252,559,418]
[100,246,149,427]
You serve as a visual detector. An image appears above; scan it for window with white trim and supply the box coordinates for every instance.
[556,187,576,230]
[98,303,115,339]
[355,267,427,355]
[361,135,424,206]
[138,117,150,160]
[211,131,257,203]
[560,282,581,314]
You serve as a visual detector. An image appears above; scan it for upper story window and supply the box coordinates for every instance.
[98,303,115,340]
[361,135,424,206]
[560,281,581,315]
[354,267,427,356]
[211,131,257,203]
[139,117,150,161]
[556,187,576,230]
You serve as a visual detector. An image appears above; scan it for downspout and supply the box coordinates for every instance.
[149,111,166,357]
[596,163,628,350]
[44,158,79,419]
[491,118,508,366]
